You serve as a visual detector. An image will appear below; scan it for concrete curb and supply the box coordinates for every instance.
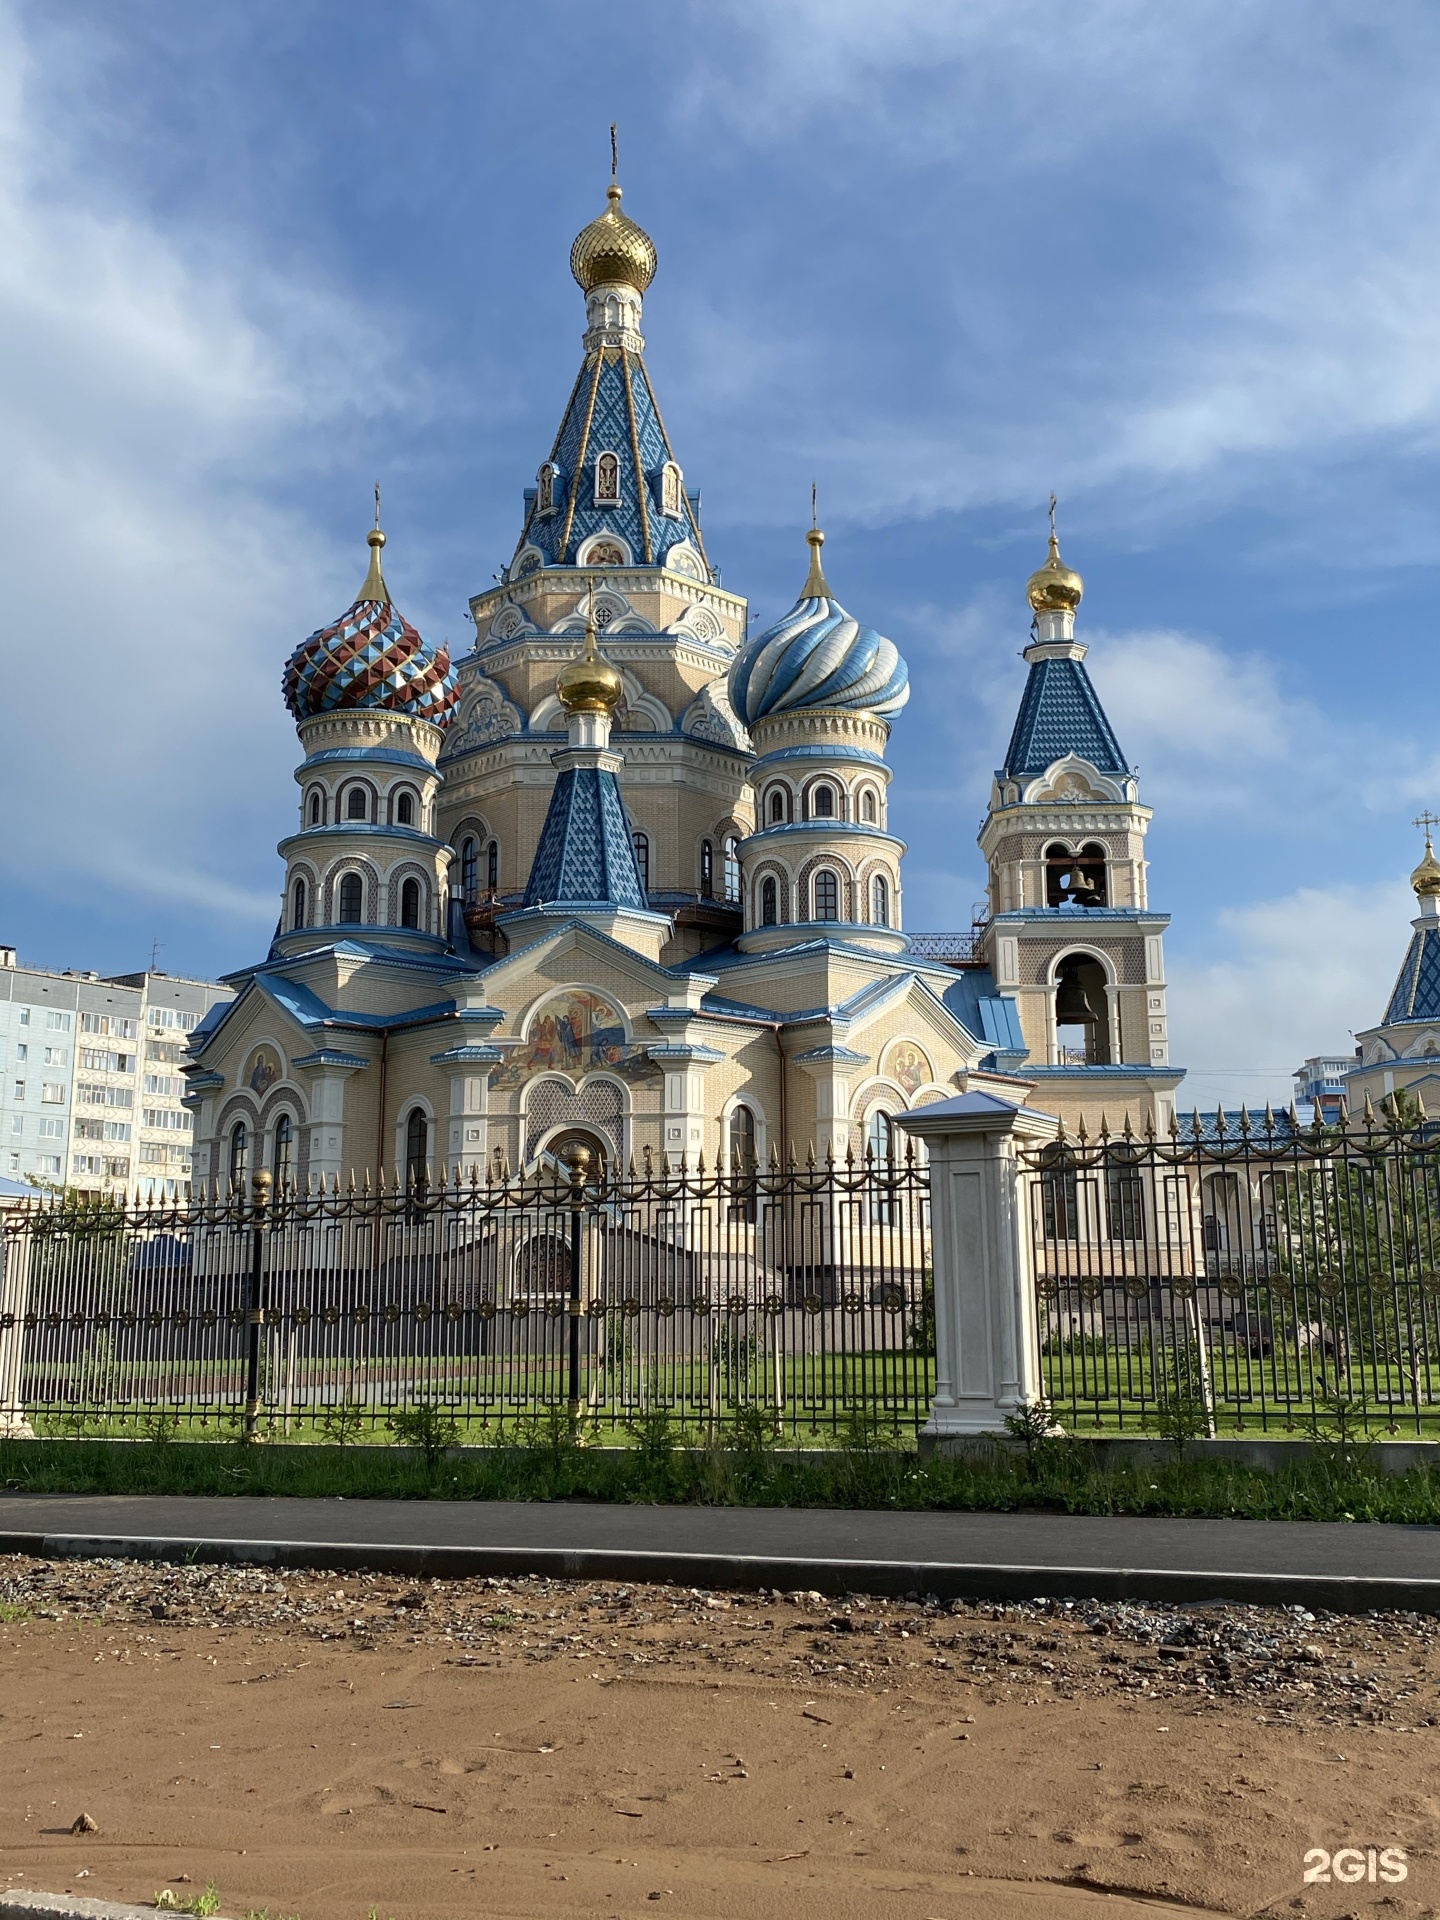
[1,1897,230,1920]
[3,1526,1439,1614]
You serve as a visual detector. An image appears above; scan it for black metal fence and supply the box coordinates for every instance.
[1025,1113,1440,1436]
[0,1153,933,1442]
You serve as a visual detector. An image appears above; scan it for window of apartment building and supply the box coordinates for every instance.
[39,1118,64,1139]
[146,1038,186,1064]
[17,1009,28,1026]
[9,1115,20,1136]
[143,1108,192,1131]
[77,1119,129,1142]
[6,1152,16,1173]
[36,1155,61,1176]
[81,1014,136,1039]
[43,1046,67,1066]
[143,1074,183,1098]
[46,1011,71,1031]
[140,1141,190,1168]
[78,1085,133,1108]
[146,1007,198,1032]
[41,1083,65,1104]
[14,1044,26,1062]
[80,1048,134,1073]
[12,1081,23,1102]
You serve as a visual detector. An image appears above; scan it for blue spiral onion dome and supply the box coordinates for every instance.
[282,527,460,726]
[728,528,909,726]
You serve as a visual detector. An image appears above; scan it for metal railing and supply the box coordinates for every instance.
[1024,1110,1440,1435]
[0,1148,932,1442]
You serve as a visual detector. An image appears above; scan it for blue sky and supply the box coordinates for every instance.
[2,0,1438,1109]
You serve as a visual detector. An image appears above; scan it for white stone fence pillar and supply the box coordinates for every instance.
[0,1202,36,1437]
[894,1090,1059,1441]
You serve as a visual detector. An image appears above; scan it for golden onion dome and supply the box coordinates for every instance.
[1026,532,1084,615]
[556,603,624,714]
[1412,838,1440,899]
[570,183,657,295]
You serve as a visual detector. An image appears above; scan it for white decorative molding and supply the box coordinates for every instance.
[449,675,522,751]
[680,679,750,750]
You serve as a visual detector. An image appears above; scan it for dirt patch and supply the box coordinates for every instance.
[1,1555,1438,1918]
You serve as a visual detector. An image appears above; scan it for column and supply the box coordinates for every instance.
[292,1049,369,1182]
[646,1042,725,1165]
[430,1044,503,1174]
[894,1089,1059,1442]
[0,1214,34,1436]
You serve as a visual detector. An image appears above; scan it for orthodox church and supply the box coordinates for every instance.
[184,177,1184,1189]
[1345,828,1440,1115]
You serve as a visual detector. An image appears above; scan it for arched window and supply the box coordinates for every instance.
[308,791,322,827]
[460,838,478,904]
[400,878,421,929]
[760,876,778,926]
[395,791,414,827]
[338,873,364,924]
[291,877,306,931]
[768,787,787,825]
[813,869,839,921]
[1054,953,1112,1065]
[405,1106,429,1191]
[228,1121,249,1193]
[346,786,369,822]
[700,839,714,898]
[811,784,835,819]
[872,873,889,926]
[727,1103,758,1223]
[867,1109,893,1163]
[272,1112,293,1188]
[633,831,650,891]
[723,835,741,902]
[537,463,555,513]
[594,451,621,504]
[861,788,877,824]
[1045,841,1108,909]
[487,840,499,890]
[661,462,682,518]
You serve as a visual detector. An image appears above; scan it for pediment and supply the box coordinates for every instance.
[1023,755,1126,805]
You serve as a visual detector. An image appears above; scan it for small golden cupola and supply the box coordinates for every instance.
[1026,529,1084,616]
[1411,835,1440,900]
[570,182,657,296]
[555,599,625,715]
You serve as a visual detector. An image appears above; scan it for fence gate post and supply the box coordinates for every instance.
[894,1090,1058,1442]
[0,1216,35,1437]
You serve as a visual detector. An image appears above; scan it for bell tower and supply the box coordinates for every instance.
[976,505,1183,1127]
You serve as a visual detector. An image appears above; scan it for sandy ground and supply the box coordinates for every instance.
[1,1558,1439,1920]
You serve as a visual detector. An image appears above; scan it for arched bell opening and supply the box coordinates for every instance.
[1045,840,1108,909]
[1053,953,1112,1066]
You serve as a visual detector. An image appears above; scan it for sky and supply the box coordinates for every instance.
[0,0,1437,1110]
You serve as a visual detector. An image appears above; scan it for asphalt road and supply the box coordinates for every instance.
[0,1493,1437,1611]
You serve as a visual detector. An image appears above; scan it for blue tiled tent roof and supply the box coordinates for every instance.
[1002,657,1127,777]
[523,766,647,910]
[1384,923,1440,1023]
[511,347,710,577]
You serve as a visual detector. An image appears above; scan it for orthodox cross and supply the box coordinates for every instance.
[610,123,618,182]
[811,480,818,528]
[374,481,381,528]
[1415,810,1440,843]
[1049,491,1058,541]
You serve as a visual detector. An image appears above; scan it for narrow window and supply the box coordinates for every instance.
[861,789,877,823]
[396,791,414,826]
[661,463,682,518]
[812,784,835,819]
[309,791,322,826]
[700,839,714,898]
[727,1104,758,1223]
[272,1112,293,1188]
[595,451,621,504]
[487,839,499,890]
[228,1121,249,1193]
[633,831,650,891]
[405,1107,429,1192]
[291,877,306,930]
[813,870,839,921]
[872,873,889,926]
[460,838,478,903]
[760,876,778,926]
[400,878,421,929]
[769,788,787,824]
[346,786,369,822]
[338,873,364,924]
[867,1109,894,1222]
[723,835,740,902]
[537,464,555,513]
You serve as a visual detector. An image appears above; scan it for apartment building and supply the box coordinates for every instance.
[0,952,231,1202]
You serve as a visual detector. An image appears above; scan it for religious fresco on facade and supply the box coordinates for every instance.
[885,1039,932,1099]
[489,990,659,1090]
[247,1048,282,1095]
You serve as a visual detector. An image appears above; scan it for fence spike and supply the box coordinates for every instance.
[1288,1099,1301,1134]
[1417,1090,1429,1123]
[1364,1090,1376,1127]
[1238,1104,1252,1135]
[1054,1114,1068,1141]
[1122,1110,1135,1140]
[806,1141,816,1169]
[1263,1101,1275,1136]
[1097,1110,1111,1143]
[1076,1114,1089,1145]
[845,1140,855,1168]
[824,1141,835,1168]
[695,1149,705,1174]
[1189,1108,1204,1141]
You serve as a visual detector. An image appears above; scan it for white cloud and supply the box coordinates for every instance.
[0,10,398,931]
[1167,881,1409,1111]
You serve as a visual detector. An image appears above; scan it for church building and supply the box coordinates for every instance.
[184,176,1184,1189]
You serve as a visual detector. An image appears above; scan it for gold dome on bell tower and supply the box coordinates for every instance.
[1025,495,1084,615]
[570,186,656,296]
[555,596,625,715]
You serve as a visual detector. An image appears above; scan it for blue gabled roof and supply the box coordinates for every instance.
[1384,922,1440,1024]
[511,346,710,576]
[942,968,1028,1056]
[523,766,647,910]
[1002,656,1127,778]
